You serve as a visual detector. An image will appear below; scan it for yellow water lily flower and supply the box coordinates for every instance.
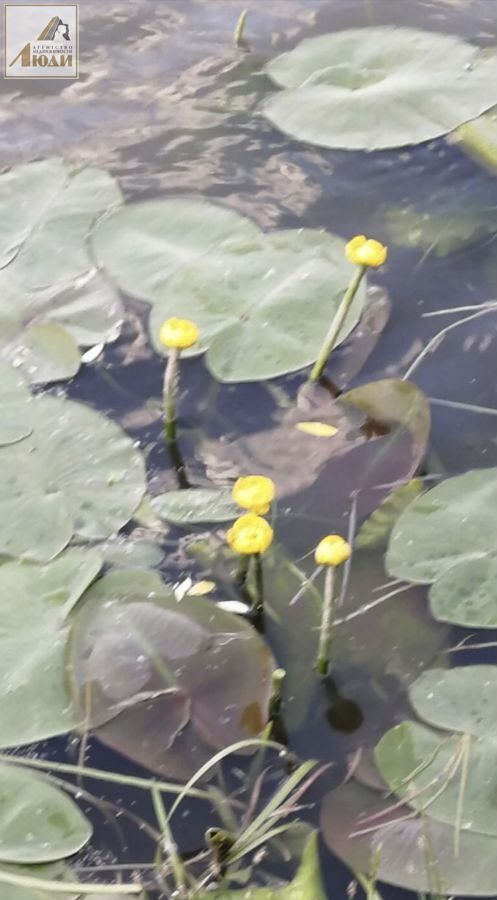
[226,513,274,555]
[159,317,199,350]
[232,475,275,515]
[295,421,338,438]
[315,534,351,567]
[345,235,388,268]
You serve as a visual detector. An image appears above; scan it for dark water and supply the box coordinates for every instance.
[2,0,497,896]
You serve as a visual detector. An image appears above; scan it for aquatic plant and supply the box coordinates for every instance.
[160,316,199,443]
[309,236,387,382]
[314,535,352,676]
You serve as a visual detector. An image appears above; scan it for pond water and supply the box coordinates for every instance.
[2,0,497,897]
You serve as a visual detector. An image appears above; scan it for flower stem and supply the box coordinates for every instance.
[308,265,366,383]
[163,348,180,444]
[236,554,250,587]
[315,566,335,676]
[253,552,264,614]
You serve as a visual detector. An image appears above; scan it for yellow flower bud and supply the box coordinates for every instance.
[345,235,388,269]
[226,513,274,555]
[159,317,199,350]
[315,534,351,567]
[232,475,275,515]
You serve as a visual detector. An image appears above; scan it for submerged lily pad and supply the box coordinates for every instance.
[386,468,497,627]
[0,764,91,863]
[0,159,123,383]
[68,569,274,778]
[0,549,102,748]
[0,395,146,561]
[321,779,497,895]
[203,378,430,542]
[263,28,497,151]
[151,488,238,525]
[375,720,497,836]
[93,199,366,381]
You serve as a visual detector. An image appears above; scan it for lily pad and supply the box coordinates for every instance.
[93,199,366,381]
[0,159,123,383]
[68,569,274,778]
[151,488,238,525]
[0,394,146,561]
[321,779,497,895]
[375,720,497,837]
[410,666,497,739]
[386,468,497,627]
[0,764,91,863]
[0,549,102,748]
[0,363,32,446]
[263,28,497,151]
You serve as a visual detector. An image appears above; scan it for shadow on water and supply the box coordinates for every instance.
[3,0,497,894]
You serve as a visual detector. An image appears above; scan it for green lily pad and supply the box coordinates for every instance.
[321,779,497,895]
[0,159,123,383]
[93,199,366,382]
[263,28,497,151]
[0,394,146,561]
[0,549,102,748]
[151,488,238,525]
[68,569,275,778]
[386,468,497,627]
[375,720,497,836]
[410,666,497,738]
[0,363,32,446]
[0,764,91,863]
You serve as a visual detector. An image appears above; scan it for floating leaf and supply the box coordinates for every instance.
[375,720,497,837]
[0,764,91,863]
[321,778,497,895]
[410,666,497,739]
[0,159,123,383]
[93,199,366,381]
[0,549,102,748]
[263,28,497,151]
[0,395,146,561]
[355,480,423,550]
[68,569,274,778]
[386,468,497,627]
[151,488,238,525]
[0,363,32,447]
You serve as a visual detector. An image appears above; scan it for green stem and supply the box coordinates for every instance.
[0,753,211,802]
[269,667,286,721]
[163,348,180,444]
[308,265,366,383]
[315,566,335,676]
[151,785,187,897]
[253,552,264,614]
[236,553,250,586]
[0,868,142,895]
